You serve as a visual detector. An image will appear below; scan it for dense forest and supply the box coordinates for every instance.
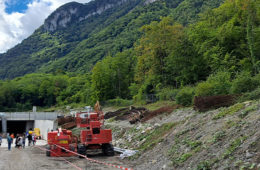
[0,0,223,79]
[0,0,259,111]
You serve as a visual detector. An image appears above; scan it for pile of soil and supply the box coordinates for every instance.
[194,95,238,112]
[57,116,76,129]
[61,121,77,129]
[57,116,75,126]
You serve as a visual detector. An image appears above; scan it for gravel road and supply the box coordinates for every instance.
[0,140,132,170]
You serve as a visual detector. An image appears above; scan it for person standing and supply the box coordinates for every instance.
[28,133,32,146]
[18,136,23,149]
[10,133,14,139]
[0,134,2,146]
[32,134,36,146]
[7,134,13,151]
[15,135,19,148]
[22,134,26,148]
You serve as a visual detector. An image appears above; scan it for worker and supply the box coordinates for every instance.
[7,133,13,151]
[32,133,36,146]
[10,133,14,139]
[0,134,2,146]
[22,134,26,148]
[15,135,19,148]
[28,133,32,146]
[18,136,23,149]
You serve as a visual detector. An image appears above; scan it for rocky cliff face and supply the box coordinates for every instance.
[43,2,83,32]
[145,0,158,4]
[43,0,133,32]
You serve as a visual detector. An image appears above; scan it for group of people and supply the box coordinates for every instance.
[5,132,37,151]
[14,134,26,149]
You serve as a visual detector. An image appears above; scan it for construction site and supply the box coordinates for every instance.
[0,97,260,170]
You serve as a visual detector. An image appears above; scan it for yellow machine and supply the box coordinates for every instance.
[34,128,41,138]
[28,128,41,139]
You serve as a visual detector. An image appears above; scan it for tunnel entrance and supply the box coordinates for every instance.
[7,121,29,136]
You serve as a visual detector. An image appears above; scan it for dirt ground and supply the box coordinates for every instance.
[0,146,133,170]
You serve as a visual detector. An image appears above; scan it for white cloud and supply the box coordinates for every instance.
[0,0,91,53]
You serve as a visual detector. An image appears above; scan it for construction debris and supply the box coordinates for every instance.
[140,105,181,123]
[105,105,180,124]
[105,106,147,121]
[114,147,139,159]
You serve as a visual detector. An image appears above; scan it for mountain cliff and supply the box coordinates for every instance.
[0,0,223,79]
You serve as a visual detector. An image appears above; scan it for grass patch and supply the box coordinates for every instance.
[212,130,226,143]
[176,128,193,138]
[221,136,247,159]
[129,122,177,160]
[213,103,244,120]
[143,101,176,110]
[224,120,237,129]
[184,139,202,150]
[105,98,133,107]
[169,138,202,165]
[175,152,193,163]
[196,161,211,170]
[137,122,176,152]
[238,104,258,118]
[106,117,116,123]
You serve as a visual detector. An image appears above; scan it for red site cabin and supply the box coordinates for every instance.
[46,129,77,157]
[75,108,114,156]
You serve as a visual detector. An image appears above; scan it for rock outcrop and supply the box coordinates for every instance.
[43,0,135,32]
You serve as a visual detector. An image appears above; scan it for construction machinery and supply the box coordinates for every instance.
[46,101,114,157]
[76,102,114,156]
[46,129,77,157]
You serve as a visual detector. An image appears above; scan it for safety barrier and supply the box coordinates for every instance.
[54,144,133,170]
[34,145,82,170]
[34,140,134,170]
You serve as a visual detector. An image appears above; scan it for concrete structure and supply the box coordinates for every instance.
[0,112,60,139]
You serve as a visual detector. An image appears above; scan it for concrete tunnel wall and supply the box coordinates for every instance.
[0,112,59,138]
[34,120,57,140]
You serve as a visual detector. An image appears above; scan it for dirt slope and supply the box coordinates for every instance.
[106,101,260,169]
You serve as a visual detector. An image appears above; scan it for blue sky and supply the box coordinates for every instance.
[5,0,34,14]
[0,0,90,53]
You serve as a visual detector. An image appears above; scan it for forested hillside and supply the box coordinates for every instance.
[0,0,223,79]
[0,0,259,111]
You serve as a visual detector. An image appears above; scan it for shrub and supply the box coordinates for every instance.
[230,72,258,94]
[252,73,260,84]
[207,71,232,95]
[239,87,260,102]
[129,83,139,97]
[176,86,195,106]
[156,87,179,101]
[106,98,133,106]
[195,82,214,97]
[195,71,231,97]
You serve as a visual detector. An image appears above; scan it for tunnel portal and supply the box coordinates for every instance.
[0,120,34,136]
[0,111,58,139]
